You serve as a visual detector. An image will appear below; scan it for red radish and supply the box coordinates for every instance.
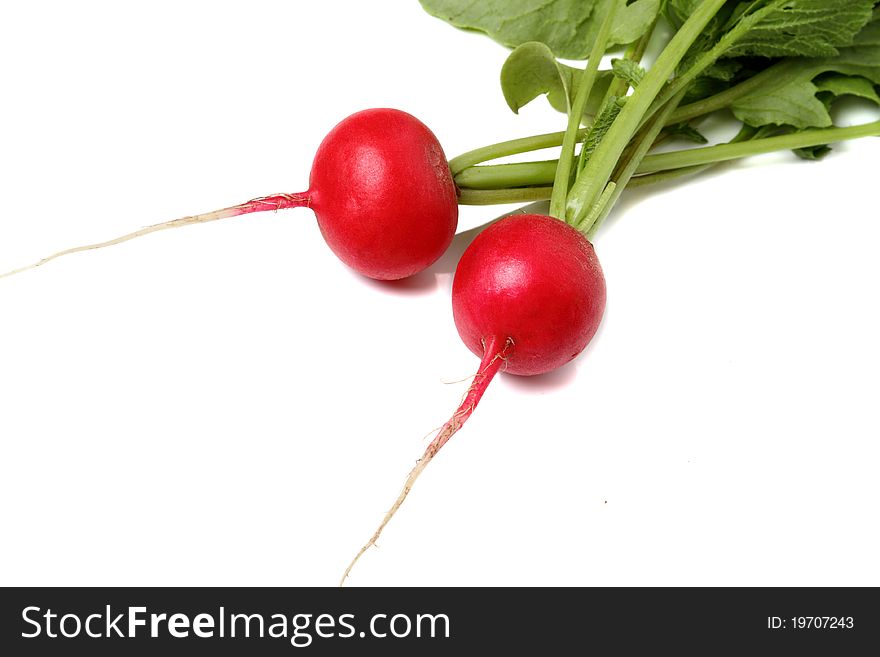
[310,108,458,279]
[453,214,606,375]
[342,213,606,582]
[0,108,458,281]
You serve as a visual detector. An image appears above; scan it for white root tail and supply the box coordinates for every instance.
[340,337,512,586]
[0,193,309,280]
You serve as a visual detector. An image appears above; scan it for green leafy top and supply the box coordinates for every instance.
[430,0,880,236]
[495,3,879,131]
[419,0,661,59]
[721,0,875,58]
[499,41,612,115]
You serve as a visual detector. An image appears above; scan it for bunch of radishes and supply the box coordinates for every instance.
[3,0,878,585]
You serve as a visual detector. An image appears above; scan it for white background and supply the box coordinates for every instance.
[1,1,877,587]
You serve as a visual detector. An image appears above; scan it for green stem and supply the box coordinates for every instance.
[579,20,658,175]
[627,164,714,187]
[622,124,758,189]
[668,59,799,125]
[581,90,688,236]
[457,187,553,205]
[644,0,789,130]
[447,129,587,175]
[579,182,618,234]
[457,166,715,205]
[550,0,621,219]
[595,121,764,188]
[565,0,728,227]
[447,17,810,181]
[447,80,744,178]
[455,120,880,189]
[447,53,758,179]
[609,21,656,101]
[637,120,880,173]
[455,161,558,189]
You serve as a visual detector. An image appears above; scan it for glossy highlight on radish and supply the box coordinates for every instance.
[0,109,458,282]
[342,214,606,583]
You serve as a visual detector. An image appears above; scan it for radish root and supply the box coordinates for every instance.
[0,193,310,280]
[340,336,513,586]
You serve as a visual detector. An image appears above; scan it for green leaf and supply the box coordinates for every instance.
[500,42,574,114]
[703,59,743,81]
[580,97,625,164]
[677,60,744,105]
[419,0,661,60]
[753,124,788,139]
[730,22,880,128]
[610,0,662,46]
[814,73,880,105]
[666,0,734,69]
[724,0,875,59]
[793,144,833,160]
[681,75,731,104]
[732,74,831,128]
[500,42,612,116]
[852,7,880,47]
[665,123,709,144]
[811,17,880,85]
[611,58,646,88]
[663,0,710,29]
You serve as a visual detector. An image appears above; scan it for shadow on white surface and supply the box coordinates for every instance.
[361,269,440,295]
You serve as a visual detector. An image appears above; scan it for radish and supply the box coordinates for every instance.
[453,214,606,376]
[342,213,606,583]
[1,108,458,281]
[308,108,458,280]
